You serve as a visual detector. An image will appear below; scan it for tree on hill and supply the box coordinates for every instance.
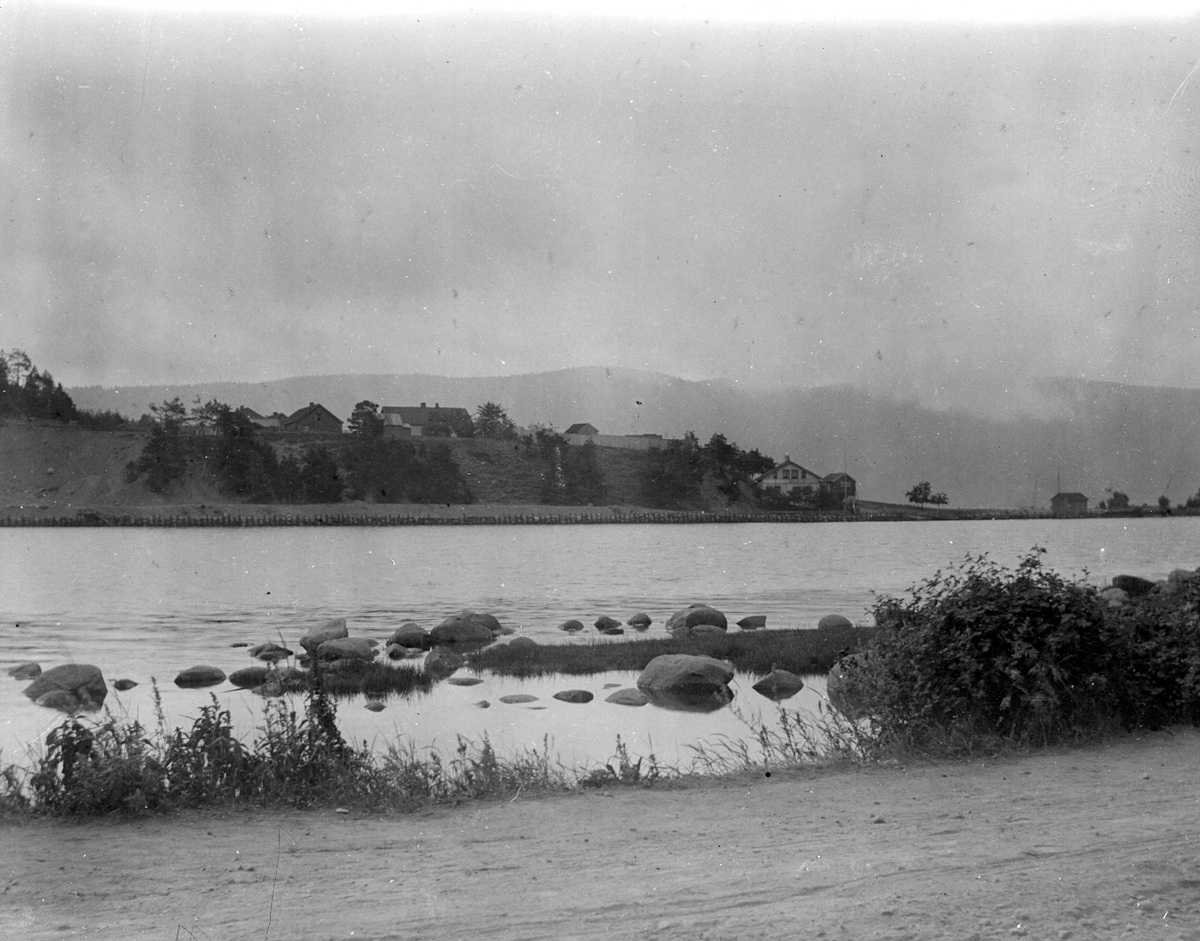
[347,400,385,437]
[474,401,517,439]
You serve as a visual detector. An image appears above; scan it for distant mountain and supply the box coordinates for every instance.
[67,369,1200,509]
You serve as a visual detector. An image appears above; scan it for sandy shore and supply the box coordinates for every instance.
[4,728,1199,940]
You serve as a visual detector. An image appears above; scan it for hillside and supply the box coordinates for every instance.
[0,421,756,517]
[69,369,1200,509]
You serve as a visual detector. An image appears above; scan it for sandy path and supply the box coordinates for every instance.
[3,729,1200,941]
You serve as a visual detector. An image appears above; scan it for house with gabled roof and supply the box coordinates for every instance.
[380,402,472,437]
[757,454,822,499]
[564,422,600,436]
[281,402,342,435]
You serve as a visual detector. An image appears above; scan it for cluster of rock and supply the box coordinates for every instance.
[557,607,774,636]
[11,600,853,715]
[1097,569,1200,608]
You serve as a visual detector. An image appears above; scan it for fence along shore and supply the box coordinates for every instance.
[0,504,1062,526]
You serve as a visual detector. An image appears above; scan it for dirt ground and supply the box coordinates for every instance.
[3,730,1200,941]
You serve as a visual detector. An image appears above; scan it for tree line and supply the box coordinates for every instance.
[0,349,124,428]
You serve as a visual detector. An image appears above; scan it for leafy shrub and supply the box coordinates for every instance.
[860,548,1121,751]
[1102,576,1200,729]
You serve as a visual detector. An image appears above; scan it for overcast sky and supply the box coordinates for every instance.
[3,1,1200,414]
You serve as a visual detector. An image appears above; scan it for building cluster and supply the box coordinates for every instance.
[234,405,860,501]
[237,401,470,438]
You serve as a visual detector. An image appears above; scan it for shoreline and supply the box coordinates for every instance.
[0,500,1148,527]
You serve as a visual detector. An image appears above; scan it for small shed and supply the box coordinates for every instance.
[1050,492,1088,518]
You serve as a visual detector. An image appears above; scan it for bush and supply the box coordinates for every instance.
[860,548,1121,751]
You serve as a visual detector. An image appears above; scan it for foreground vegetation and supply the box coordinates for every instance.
[8,547,1200,817]
[847,547,1200,755]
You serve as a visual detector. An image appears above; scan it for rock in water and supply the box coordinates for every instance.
[24,664,108,710]
[300,618,348,655]
[174,665,227,688]
[664,604,728,638]
[558,619,585,633]
[604,688,650,706]
[737,615,767,630]
[594,616,623,633]
[752,669,805,701]
[553,689,594,703]
[424,646,464,675]
[626,613,652,630]
[229,666,272,688]
[430,610,500,645]
[316,637,377,661]
[818,614,853,631]
[113,678,139,692]
[386,622,428,648]
[637,654,734,693]
[7,661,41,680]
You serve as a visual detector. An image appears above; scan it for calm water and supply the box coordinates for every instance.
[2,518,1198,770]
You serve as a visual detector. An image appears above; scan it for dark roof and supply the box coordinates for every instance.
[1051,492,1088,501]
[565,423,599,435]
[283,403,341,426]
[381,404,471,426]
[236,406,265,419]
[823,472,856,483]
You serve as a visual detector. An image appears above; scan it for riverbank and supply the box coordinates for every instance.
[4,727,1198,941]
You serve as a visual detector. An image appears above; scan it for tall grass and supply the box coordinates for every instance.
[0,675,580,816]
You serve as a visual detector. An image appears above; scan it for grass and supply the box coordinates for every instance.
[0,664,871,817]
[469,626,877,679]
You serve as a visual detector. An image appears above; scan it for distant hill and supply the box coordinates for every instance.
[67,369,1200,509]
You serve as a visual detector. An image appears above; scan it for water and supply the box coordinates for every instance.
[2,518,1198,771]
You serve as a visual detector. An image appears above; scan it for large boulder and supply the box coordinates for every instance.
[387,622,428,647]
[316,637,378,662]
[664,604,728,638]
[826,653,875,720]
[24,664,108,712]
[173,665,227,688]
[637,654,734,693]
[430,610,501,646]
[300,618,348,655]
[818,614,854,631]
[1112,574,1156,597]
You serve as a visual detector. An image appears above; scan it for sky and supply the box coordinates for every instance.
[3,0,1200,415]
